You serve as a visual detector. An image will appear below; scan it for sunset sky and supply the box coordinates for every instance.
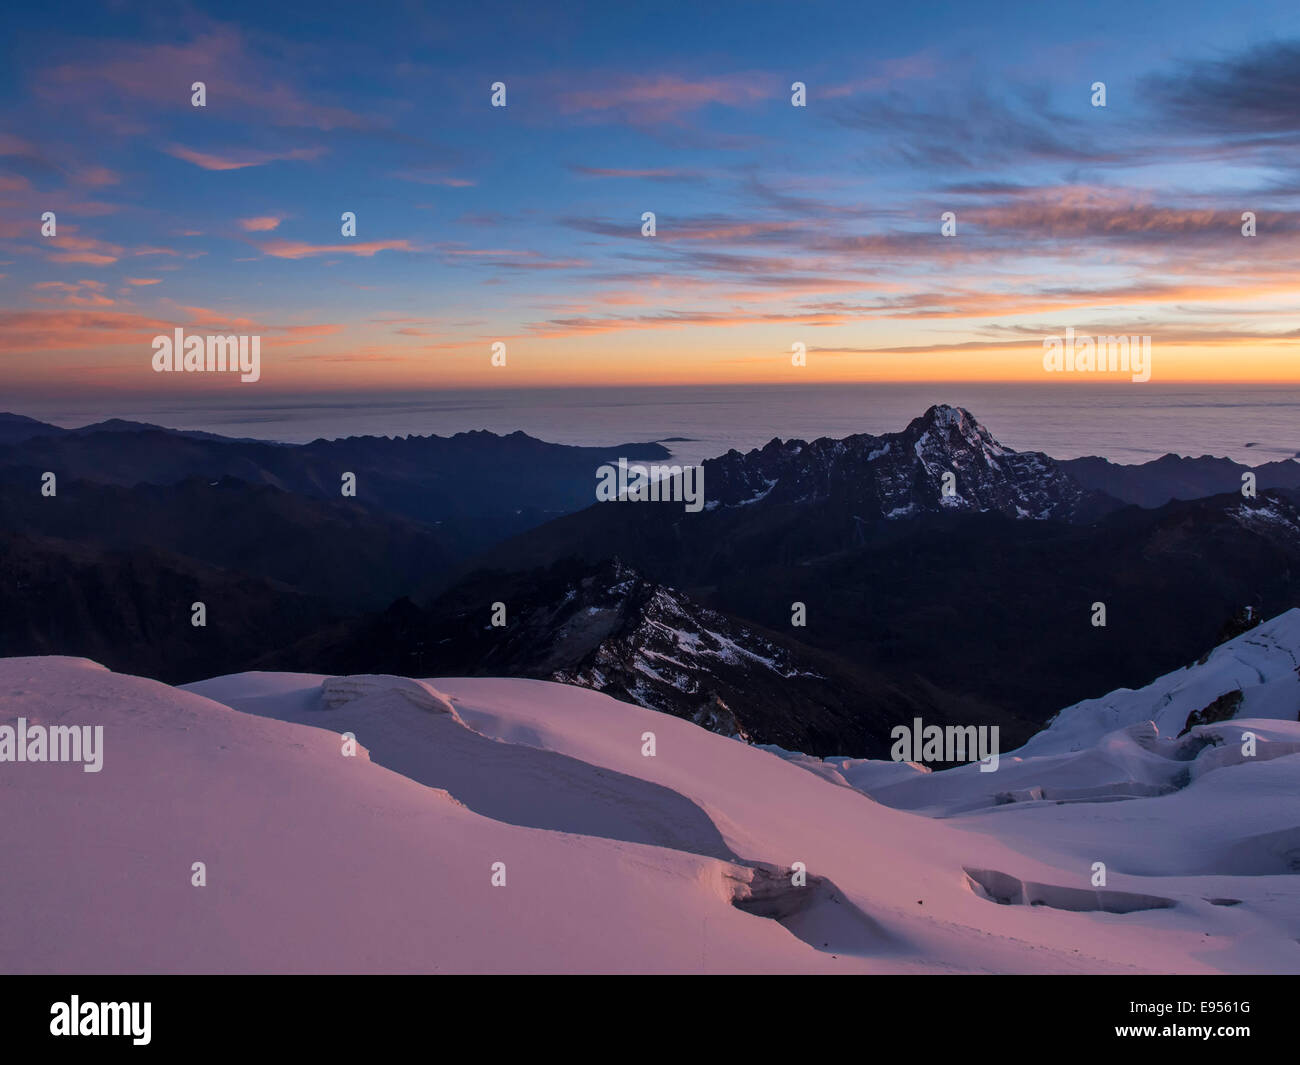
[4,0,1300,397]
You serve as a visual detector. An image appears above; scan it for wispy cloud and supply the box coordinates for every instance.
[1144,40,1300,137]
[164,145,326,171]
[556,73,774,122]
[393,170,475,186]
[257,238,419,259]
[41,231,123,266]
[0,309,166,351]
[568,165,706,181]
[36,26,376,132]
[72,166,120,187]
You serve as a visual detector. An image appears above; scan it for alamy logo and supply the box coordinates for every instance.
[0,718,103,772]
[890,717,999,772]
[596,458,705,513]
[151,328,261,382]
[1042,327,1151,382]
[50,996,150,1045]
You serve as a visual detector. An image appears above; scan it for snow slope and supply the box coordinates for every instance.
[1025,608,1300,754]
[1,612,1298,973]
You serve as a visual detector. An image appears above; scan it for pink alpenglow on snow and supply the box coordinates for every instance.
[2,615,1299,973]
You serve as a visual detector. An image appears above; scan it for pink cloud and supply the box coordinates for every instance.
[0,309,166,351]
[239,216,282,232]
[36,28,374,133]
[393,172,476,187]
[42,233,124,266]
[822,52,941,98]
[73,166,121,187]
[258,238,418,259]
[0,133,34,152]
[557,73,773,122]
[164,144,325,171]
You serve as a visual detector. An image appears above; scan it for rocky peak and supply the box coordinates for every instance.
[701,405,1106,522]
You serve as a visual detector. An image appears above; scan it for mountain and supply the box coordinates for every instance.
[463,459,1300,738]
[0,412,65,445]
[271,557,1012,756]
[454,404,1122,585]
[0,531,339,684]
[703,404,1114,521]
[1060,452,1300,508]
[0,420,678,684]
[4,653,1297,973]
[782,607,1300,914]
[1020,605,1300,756]
[0,421,671,551]
[8,403,1300,755]
[70,418,277,444]
[0,473,455,609]
[0,411,277,445]
[274,483,1300,756]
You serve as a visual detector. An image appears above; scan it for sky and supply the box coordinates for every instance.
[4,0,1300,399]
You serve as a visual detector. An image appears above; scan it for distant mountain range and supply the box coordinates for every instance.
[0,411,277,445]
[3,404,1299,754]
[0,414,670,560]
[1060,451,1300,507]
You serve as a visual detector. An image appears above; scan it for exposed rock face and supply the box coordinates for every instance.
[1179,689,1245,736]
[291,556,970,756]
[701,404,1110,522]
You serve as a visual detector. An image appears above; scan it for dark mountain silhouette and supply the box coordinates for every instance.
[0,419,671,557]
[1059,452,1300,508]
[699,404,1116,521]
[266,557,1017,757]
[0,472,455,609]
[0,530,339,684]
[455,404,1120,581]
[459,408,1300,730]
[0,413,65,445]
[4,404,1299,755]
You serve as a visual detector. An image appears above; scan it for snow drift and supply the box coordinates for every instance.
[0,612,1298,973]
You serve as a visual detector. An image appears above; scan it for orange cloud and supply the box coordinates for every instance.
[0,309,167,351]
[279,323,345,337]
[258,238,418,259]
[526,307,863,338]
[42,233,123,266]
[29,279,114,306]
[239,216,283,232]
[164,144,325,171]
[168,304,346,343]
[288,349,411,363]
